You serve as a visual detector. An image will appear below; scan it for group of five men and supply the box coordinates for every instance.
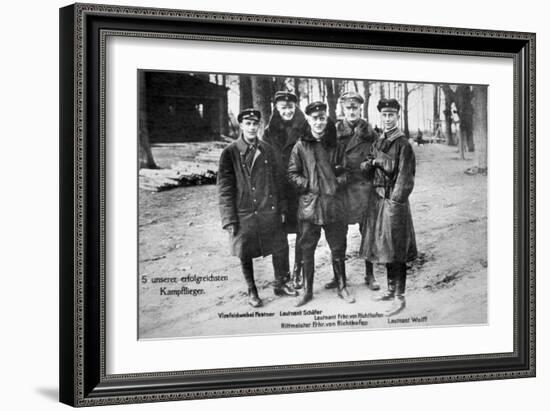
[217,89,417,316]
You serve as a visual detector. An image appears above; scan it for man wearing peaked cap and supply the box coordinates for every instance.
[376,98,401,112]
[360,97,417,316]
[331,90,381,293]
[340,90,365,105]
[288,100,355,306]
[263,91,307,291]
[304,101,327,116]
[218,107,298,308]
[273,91,298,104]
[237,108,261,123]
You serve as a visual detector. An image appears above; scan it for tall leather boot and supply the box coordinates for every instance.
[272,250,298,297]
[365,260,380,291]
[373,263,396,301]
[324,275,338,289]
[241,259,262,308]
[324,256,338,289]
[295,257,314,307]
[385,263,406,316]
[291,244,304,289]
[334,259,355,303]
[292,261,303,289]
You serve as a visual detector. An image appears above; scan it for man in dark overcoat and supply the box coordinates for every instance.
[288,101,355,307]
[360,98,417,316]
[263,91,308,289]
[325,91,380,291]
[218,108,298,308]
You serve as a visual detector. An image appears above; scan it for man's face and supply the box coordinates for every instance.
[240,119,260,141]
[342,101,361,122]
[307,111,328,135]
[275,101,296,121]
[380,109,399,130]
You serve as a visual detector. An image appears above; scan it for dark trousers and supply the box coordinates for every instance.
[240,247,289,288]
[386,262,407,294]
[299,221,347,261]
[359,222,373,273]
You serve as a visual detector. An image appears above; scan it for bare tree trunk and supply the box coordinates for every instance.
[337,79,345,95]
[293,77,301,102]
[455,85,475,156]
[363,80,370,121]
[138,71,158,169]
[403,82,410,138]
[457,126,466,160]
[251,76,272,131]
[441,84,456,145]
[472,86,488,171]
[239,75,253,111]
[421,83,426,131]
[378,82,385,100]
[325,79,338,121]
[433,84,439,133]
[272,76,286,95]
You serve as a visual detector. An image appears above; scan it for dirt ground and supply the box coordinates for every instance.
[138,142,487,339]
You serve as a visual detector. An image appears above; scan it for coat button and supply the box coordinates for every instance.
[265,160,268,164]
[252,187,255,191]
[254,211,258,215]
[272,206,275,210]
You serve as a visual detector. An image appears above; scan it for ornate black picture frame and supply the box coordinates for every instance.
[59,2,535,407]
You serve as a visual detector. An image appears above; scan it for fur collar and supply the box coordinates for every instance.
[300,118,337,146]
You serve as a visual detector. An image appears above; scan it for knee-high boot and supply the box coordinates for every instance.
[385,263,407,316]
[240,259,262,308]
[365,261,380,291]
[272,250,298,297]
[291,240,304,289]
[334,259,355,303]
[295,257,314,307]
[373,263,396,301]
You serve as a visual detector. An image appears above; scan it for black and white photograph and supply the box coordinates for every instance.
[2,0,543,408]
[137,71,489,339]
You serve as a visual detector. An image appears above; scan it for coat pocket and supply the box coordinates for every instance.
[298,192,318,221]
[375,151,395,177]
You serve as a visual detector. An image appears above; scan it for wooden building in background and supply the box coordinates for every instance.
[140,71,229,144]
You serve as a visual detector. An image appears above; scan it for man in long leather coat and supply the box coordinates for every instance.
[288,101,355,307]
[263,91,308,290]
[360,99,417,316]
[325,91,380,291]
[218,109,298,308]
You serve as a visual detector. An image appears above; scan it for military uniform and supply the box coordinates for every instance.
[360,99,417,315]
[288,101,354,306]
[329,91,380,291]
[218,109,297,307]
[337,118,378,224]
[263,91,307,288]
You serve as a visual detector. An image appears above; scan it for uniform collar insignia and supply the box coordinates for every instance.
[236,135,261,155]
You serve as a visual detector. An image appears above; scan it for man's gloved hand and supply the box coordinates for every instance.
[372,157,385,168]
[225,223,239,236]
[333,165,345,177]
[360,158,375,172]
